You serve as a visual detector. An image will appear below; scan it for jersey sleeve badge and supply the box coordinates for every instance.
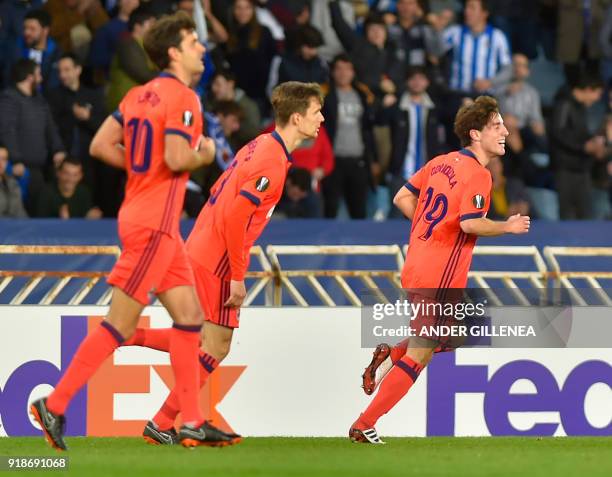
[472,194,485,209]
[255,177,270,192]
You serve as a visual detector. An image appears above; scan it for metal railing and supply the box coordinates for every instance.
[1,244,610,306]
[0,245,120,305]
[543,247,612,306]
[266,245,404,306]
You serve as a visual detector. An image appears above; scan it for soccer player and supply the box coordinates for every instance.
[118,81,325,445]
[350,96,530,444]
[30,12,218,450]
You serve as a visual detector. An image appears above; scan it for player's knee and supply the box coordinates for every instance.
[106,319,137,342]
[205,334,232,362]
[178,307,204,327]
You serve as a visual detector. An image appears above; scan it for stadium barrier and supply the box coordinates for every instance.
[544,247,612,306]
[1,245,610,305]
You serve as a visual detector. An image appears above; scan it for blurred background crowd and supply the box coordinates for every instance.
[0,0,611,221]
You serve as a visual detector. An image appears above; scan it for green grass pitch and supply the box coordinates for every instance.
[2,437,611,477]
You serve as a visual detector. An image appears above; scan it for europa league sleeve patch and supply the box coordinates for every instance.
[182,110,194,126]
[472,194,485,209]
[255,176,270,192]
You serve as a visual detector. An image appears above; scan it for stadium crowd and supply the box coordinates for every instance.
[0,0,611,221]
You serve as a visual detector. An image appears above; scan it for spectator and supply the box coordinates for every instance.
[496,54,547,172]
[37,156,101,219]
[278,25,328,85]
[600,5,612,88]
[88,0,140,85]
[545,0,608,84]
[591,98,612,219]
[282,0,312,53]
[262,121,335,192]
[329,2,403,98]
[203,100,244,187]
[13,9,62,94]
[43,0,109,57]
[0,1,45,89]
[496,53,558,220]
[208,69,261,148]
[550,75,606,219]
[310,0,356,63]
[426,1,462,32]
[322,54,378,219]
[0,59,66,215]
[487,155,530,219]
[487,0,540,59]
[443,0,512,94]
[276,167,323,218]
[386,66,447,217]
[48,53,106,198]
[387,0,446,75]
[0,145,28,218]
[105,6,157,112]
[223,0,277,115]
[186,100,244,216]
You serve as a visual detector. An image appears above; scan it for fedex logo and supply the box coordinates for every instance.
[427,353,612,436]
[0,316,244,437]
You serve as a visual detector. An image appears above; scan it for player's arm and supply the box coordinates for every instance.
[89,115,125,169]
[393,184,419,220]
[223,194,259,308]
[460,214,530,236]
[164,134,215,172]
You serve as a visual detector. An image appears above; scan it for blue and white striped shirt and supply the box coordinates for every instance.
[443,24,511,92]
[204,112,235,171]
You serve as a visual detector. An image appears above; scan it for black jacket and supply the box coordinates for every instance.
[48,84,106,162]
[322,82,378,166]
[0,88,64,169]
[329,0,403,95]
[278,53,328,85]
[550,92,597,172]
[386,94,447,177]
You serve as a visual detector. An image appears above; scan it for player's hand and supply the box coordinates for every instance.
[504,213,530,234]
[225,280,246,309]
[197,136,216,166]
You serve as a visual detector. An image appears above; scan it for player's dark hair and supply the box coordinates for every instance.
[59,52,81,67]
[24,9,51,28]
[287,167,312,192]
[213,100,244,120]
[59,156,83,170]
[129,6,156,33]
[453,96,499,147]
[271,81,324,127]
[144,11,196,70]
[11,59,37,85]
